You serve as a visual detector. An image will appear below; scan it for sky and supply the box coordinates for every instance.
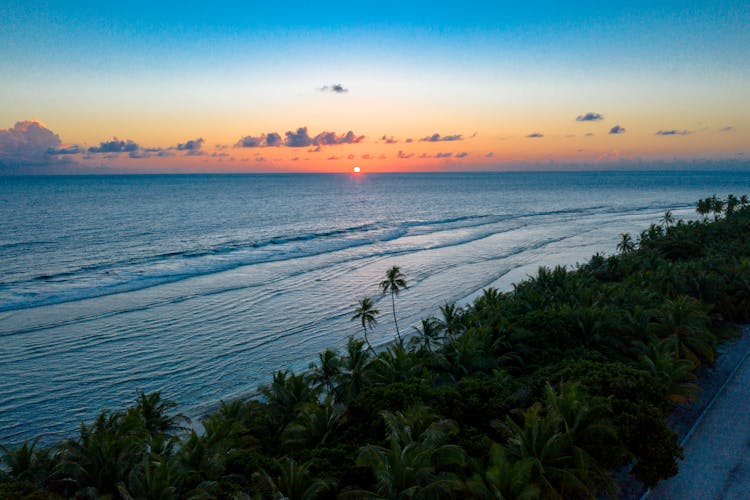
[0,0,748,173]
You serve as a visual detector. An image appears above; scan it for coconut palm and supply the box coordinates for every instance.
[638,336,699,405]
[117,456,181,500]
[650,295,716,365]
[438,303,463,339]
[352,297,380,352]
[259,370,319,430]
[369,342,424,386]
[617,233,635,254]
[282,398,344,450]
[130,391,190,438]
[252,457,334,500]
[380,266,408,342]
[466,444,540,500]
[696,198,711,221]
[409,317,442,353]
[345,409,465,499]
[660,210,674,228]
[337,336,373,403]
[308,349,342,396]
[0,437,49,485]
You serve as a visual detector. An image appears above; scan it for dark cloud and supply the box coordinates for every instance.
[398,150,414,159]
[655,129,692,136]
[266,132,283,146]
[526,133,544,138]
[88,138,139,153]
[128,150,151,159]
[609,125,626,135]
[405,138,414,143]
[719,126,734,132]
[576,112,604,122]
[177,138,204,151]
[255,157,266,162]
[435,152,452,158]
[327,156,340,160]
[361,154,373,160]
[455,152,469,158]
[313,130,365,146]
[584,133,595,137]
[0,120,62,166]
[48,145,82,155]
[235,135,265,148]
[320,84,349,93]
[382,135,398,144]
[485,152,495,158]
[285,127,313,147]
[420,133,463,142]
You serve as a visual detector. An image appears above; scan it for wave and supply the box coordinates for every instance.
[0,204,669,313]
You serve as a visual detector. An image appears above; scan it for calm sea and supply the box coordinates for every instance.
[1,171,749,444]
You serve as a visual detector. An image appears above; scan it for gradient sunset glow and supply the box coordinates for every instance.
[1,0,747,173]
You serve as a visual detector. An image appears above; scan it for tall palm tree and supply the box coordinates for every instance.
[308,349,342,396]
[466,444,540,500]
[696,198,710,221]
[617,233,635,254]
[380,266,408,342]
[410,317,442,353]
[352,297,379,352]
[660,210,674,228]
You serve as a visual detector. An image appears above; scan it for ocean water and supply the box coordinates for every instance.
[1,170,749,444]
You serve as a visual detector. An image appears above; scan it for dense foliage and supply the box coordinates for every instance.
[3,195,750,499]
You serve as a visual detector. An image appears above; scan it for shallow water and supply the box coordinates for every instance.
[1,170,748,444]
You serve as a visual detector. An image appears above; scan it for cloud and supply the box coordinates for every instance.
[584,133,594,137]
[175,137,205,156]
[347,154,355,160]
[719,126,734,132]
[435,152,452,158]
[285,127,313,147]
[361,154,373,160]
[398,150,414,159]
[327,156,340,160]
[88,138,139,153]
[266,132,282,146]
[48,145,83,155]
[455,152,469,158]
[382,135,398,144]
[526,132,544,138]
[576,112,604,122]
[313,130,365,146]
[485,152,495,158]
[176,138,204,151]
[655,129,692,136]
[609,125,626,135]
[0,120,63,166]
[405,138,414,143]
[420,133,463,142]
[320,83,349,93]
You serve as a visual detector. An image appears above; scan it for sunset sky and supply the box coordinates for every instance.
[1,0,748,173]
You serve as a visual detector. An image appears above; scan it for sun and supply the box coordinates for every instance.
[353,166,361,173]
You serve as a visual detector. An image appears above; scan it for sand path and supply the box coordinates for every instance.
[649,342,750,499]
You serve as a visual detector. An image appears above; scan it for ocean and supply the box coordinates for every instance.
[1,170,749,444]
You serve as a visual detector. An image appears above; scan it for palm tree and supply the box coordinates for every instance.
[438,303,463,339]
[380,266,408,342]
[409,317,442,353]
[130,392,190,438]
[617,233,635,254]
[639,337,699,405]
[650,295,716,366]
[660,210,674,228]
[308,349,342,396]
[259,370,319,430]
[252,457,334,500]
[337,336,372,403]
[466,444,540,500]
[0,437,46,484]
[696,198,711,221]
[345,408,465,499]
[352,297,379,352]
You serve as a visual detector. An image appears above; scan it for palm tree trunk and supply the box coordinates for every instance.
[391,291,401,342]
[363,325,374,353]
